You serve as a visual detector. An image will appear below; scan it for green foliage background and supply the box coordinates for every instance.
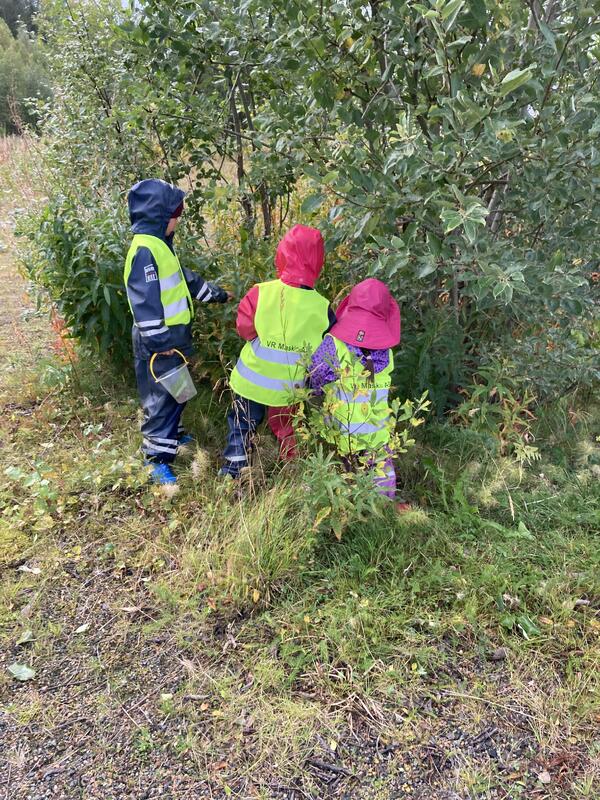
[0,15,48,134]
[18,0,600,415]
[0,0,38,35]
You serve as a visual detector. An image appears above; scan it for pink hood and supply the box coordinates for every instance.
[330,278,401,349]
[275,225,325,288]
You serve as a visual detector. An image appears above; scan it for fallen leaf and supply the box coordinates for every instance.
[502,593,520,609]
[574,599,591,609]
[17,565,41,575]
[75,623,90,634]
[120,606,141,614]
[252,589,260,603]
[19,602,33,618]
[538,770,551,785]
[8,663,36,681]
[16,629,35,646]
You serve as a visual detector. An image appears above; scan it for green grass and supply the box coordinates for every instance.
[1,343,599,796]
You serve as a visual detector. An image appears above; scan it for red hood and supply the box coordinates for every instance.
[275,225,324,288]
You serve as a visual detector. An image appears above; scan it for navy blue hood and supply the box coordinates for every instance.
[128,179,185,240]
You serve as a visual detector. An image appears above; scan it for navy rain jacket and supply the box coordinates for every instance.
[126,179,228,358]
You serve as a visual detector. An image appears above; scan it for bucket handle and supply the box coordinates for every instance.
[149,349,189,383]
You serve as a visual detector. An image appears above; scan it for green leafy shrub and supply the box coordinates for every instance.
[19,196,132,362]
[394,308,468,417]
[452,363,540,461]
[297,447,384,542]
[17,0,599,433]
[189,233,275,378]
[0,1,39,36]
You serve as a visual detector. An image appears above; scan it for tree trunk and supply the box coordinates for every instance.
[236,77,272,238]
[228,81,255,232]
[486,172,509,234]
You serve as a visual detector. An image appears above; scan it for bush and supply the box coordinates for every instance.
[19,196,132,362]
[0,1,39,36]
[0,19,48,134]
[394,308,468,417]
[18,0,599,426]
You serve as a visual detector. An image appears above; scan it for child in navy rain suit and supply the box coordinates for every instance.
[124,179,230,484]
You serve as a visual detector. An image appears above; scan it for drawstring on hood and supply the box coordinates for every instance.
[128,179,185,244]
[274,224,325,288]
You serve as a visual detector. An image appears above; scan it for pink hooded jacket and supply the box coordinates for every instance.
[236,225,326,340]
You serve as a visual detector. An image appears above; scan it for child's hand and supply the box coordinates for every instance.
[226,291,235,301]
[157,349,176,356]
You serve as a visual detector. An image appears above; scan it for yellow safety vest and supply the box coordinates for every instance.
[229,279,330,407]
[322,335,394,455]
[124,233,193,327]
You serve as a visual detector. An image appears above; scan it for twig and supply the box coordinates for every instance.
[54,715,91,731]
[440,689,535,721]
[269,784,315,800]
[306,758,352,777]
[44,676,97,692]
[118,702,144,730]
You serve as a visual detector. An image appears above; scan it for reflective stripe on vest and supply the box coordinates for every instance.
[251,338,303,366]
[163,296,189,320]
[159,271,184,292]
[124,233,193,327]
[323,335,394,455]
[229,279,330,407]
[234,359,304,393]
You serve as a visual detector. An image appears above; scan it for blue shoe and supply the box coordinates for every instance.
[179,434,195,446]
[148,462,177,485]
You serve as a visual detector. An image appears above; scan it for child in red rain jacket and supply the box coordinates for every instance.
[220,225,335,477]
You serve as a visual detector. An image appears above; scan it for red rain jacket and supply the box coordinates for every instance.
[236,225,326,340]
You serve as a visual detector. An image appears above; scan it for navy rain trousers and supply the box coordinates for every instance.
[133,330,188,464]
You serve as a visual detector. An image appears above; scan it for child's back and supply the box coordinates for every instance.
[124,179,230,485]
[220,225,334,476]
[309,278,401,498]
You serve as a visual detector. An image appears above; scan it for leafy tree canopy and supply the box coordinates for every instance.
[0,16,48,133]
[20,0,600,402]
[0,0,39,35]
